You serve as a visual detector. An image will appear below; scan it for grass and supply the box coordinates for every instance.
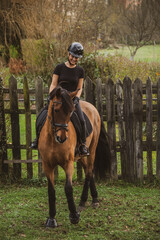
[0,180,160,240]
[99,45,160,63]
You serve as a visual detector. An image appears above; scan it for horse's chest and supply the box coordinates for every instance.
[49,145,72,161]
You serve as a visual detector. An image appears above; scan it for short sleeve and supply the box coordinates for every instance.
[79,67,85,79]
[53,64,61,75]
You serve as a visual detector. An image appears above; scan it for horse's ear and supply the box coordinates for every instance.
[56,87,61,98]
[70,88,80,99]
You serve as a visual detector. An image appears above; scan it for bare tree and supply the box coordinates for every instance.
[115,0,159,60]
[0,1,21,49]
[0,0,119,64]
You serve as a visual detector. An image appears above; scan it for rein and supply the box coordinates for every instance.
[48,100,69,144]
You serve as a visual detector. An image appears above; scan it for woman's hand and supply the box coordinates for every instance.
[73,96,80,105]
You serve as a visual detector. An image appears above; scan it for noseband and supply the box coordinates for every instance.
[48,101,69,144]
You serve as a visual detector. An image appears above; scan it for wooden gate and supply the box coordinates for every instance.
[0,75,160,182]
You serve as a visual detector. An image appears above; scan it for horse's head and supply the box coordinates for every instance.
[49,87,78,143]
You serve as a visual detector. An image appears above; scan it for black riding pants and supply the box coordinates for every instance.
[75,102,86,143]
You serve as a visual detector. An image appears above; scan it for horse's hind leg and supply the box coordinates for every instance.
[64,161,80,224]
[79,175,90,209]
[90,176,98,207]
[79,154,98,209]
[79,158,91,209]
[45,172,57,228]
[79,173,98,209]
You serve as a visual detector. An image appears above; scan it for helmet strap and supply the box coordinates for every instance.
[68,57,76,66]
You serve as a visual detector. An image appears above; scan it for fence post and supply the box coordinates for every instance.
[156,78,160,179]
[35,77,44,178]
[105,78,117,179]
[116,79,126,179]
[0,77,8,176]
[123,77,134,182]
[23,76,33,179]
[146,77,153,180]
[9,76,21,179]
[96,78,103,119]
[133,78,143,182]
[84,76,95,105]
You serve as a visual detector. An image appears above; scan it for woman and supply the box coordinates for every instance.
[31,42,89,156]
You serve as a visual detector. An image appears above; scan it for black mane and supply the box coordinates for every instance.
[49,87,58,100]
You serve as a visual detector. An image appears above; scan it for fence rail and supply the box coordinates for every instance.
[0,75,160,182]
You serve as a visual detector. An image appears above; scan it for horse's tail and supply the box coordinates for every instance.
[94,119,111,179]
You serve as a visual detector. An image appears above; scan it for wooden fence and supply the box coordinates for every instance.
[0,75,160,182]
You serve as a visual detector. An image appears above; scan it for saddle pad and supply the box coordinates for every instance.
[36,105,48,135]
[36,106,93,142]
[71,111,93,142]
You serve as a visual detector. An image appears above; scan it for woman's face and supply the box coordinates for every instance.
[68,53,79,65]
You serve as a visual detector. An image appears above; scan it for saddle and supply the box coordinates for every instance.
[36,105,93,143]
[70,110,92,142]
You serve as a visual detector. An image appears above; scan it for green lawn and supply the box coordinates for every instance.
[0,180,160,240]
[100,45,160,63]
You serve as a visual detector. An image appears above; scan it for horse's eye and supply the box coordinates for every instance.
[55,110,59,113]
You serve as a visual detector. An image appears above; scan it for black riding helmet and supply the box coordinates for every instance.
[68,42,83,58]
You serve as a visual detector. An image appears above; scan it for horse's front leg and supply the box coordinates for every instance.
[46,173,57,228]
[64,161,80,224]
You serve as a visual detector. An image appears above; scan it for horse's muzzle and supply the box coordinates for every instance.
[55,135,68,144]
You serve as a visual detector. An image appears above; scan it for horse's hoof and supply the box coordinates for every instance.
[78,205,85,212]
[92,202,99,208]
[92,199,99,208]
[45,217,57,228]
[69,212,80,224]
[78,201,85,212]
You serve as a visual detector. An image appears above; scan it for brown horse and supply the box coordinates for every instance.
[38,86,111,227]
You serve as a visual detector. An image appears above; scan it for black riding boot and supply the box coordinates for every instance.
[74,100,89,156]
[79,122,89,156]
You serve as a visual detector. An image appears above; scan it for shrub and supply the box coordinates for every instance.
[9,45,20,59]
[8,58,26,75]
[95,54,160,83]
[0,45,6,58]
[0,45,8,65]
[21,39,67,84]
[21,39,49,74]
[79,52,100,80]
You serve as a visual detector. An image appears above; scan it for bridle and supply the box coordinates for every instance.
[48,100,69,144]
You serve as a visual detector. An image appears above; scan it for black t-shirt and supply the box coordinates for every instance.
[53,63,85,92]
